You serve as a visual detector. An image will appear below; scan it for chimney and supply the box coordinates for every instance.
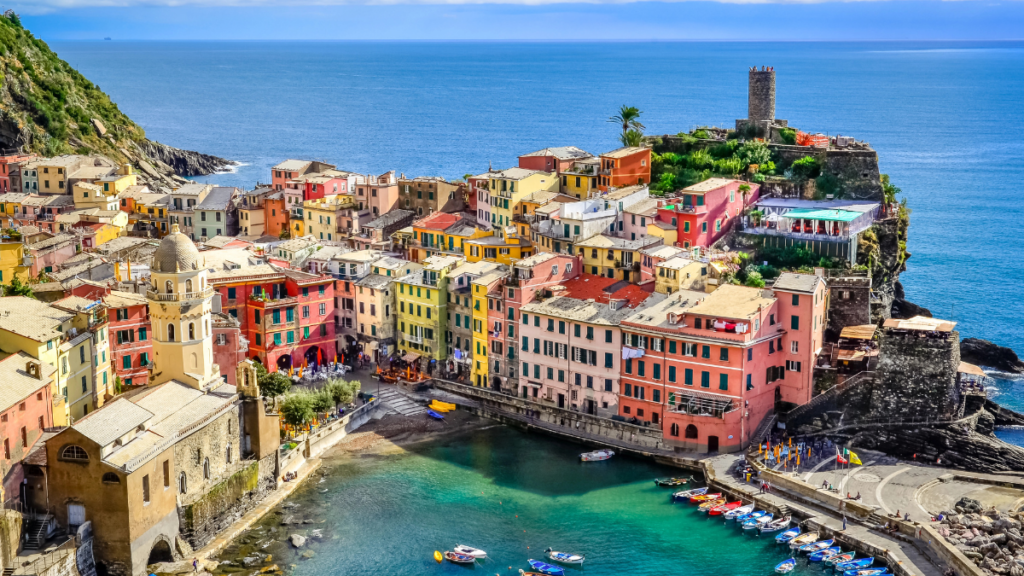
[26,360,40,379]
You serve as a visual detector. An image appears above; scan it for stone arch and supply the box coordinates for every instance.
[101,472,120,484]
[168,323,175,342]
[185,279,193,293]
[165,280,173,294]
[188,323,195,340]
[147,538,174,565]
[684,424,698,439]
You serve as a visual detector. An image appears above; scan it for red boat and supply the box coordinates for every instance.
[709,501,743,516]
[689,492,722,503]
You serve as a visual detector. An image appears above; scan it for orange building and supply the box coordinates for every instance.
[265,192,290,238]
[598,147,652,191]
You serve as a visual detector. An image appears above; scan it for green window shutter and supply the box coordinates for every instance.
[791,316,800,330]
[701,371,710,388]
[719,374,728,391]
[668,366,676,382]
[685,369,693,385]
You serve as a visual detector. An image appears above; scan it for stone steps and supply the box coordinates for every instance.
[377,388,426,416]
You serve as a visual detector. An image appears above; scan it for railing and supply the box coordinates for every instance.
[403,334,424,344]
[744,226,851,242]
[13,537,75,576]
[251,296,298,308]
[751,411,778,444]
[146,287,214,302]
[783,370,876,424]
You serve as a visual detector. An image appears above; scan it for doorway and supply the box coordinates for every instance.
[708,435,720,453]
[557,394,565,409]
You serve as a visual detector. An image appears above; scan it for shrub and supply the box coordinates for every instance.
[258,371,292,398]
[779,128,797,145]
[688,149,713,170]
[738,140,772,166]
[692,129,710,139]
[744,271,766,288]
[815,173,841,198]
[709,139,739,159]
[279,394,315,427]
[790,156,821,181]
[713,157,743,175]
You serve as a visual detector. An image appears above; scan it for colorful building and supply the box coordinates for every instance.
[598,147,651,191]
[464,232,532,265]
[303,194,357,242]
[271,159,336,191]
[0,153,34,193]
[104,290,153,388]
[655,179,759,249]
[518,146,593,175]
[575,234,662,283]
[396,176,466,217]
[486,168,558,232]
[395,255,462,364]
[52,296,113,421]
[469,269,505,388]
[0,353,55,502]
[654,257,710,294]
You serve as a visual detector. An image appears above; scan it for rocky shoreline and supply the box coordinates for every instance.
[938,497,1024,576]
[139,139,238,177]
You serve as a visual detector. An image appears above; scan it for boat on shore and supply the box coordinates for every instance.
[709,501,743,516]
[527,559,565,575]
[775,558,797,574]
[742,513,773,530]
[545,548,585,565]
[788,532,818,549]
[580,449,614,462]
[443,551,476,564]
[654,477,692,487]
[453,544,486,558]
[760,516,792,533]
[776,527,801,543]
[427,410,444,420]
[809,546,841,562]
[673,487,707,501]
[724,504,754,520]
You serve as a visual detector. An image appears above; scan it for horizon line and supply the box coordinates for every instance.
[46,37,1024,42]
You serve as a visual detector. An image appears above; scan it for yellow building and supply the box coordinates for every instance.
[134,192,171,237]
[575,234,663,283]
[52,296,114,421]
[560,157,601,199]
[410,213,488,262]
[372,256,423,278]
[464,232,532,266]
[654,257,709,294]
[487,168,557,232]
[0,296,83,425]
[0,239,30,285]
[303,195,355,242]
[0,193,31,228]
[469,270,505,388]
[394,255,462,362]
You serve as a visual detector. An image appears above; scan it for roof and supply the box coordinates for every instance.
[152,225,203,273]
[601,146,648,159]
[642,245,688,260]
[195,187,238,211]
[683,178,737,194]
[959,362,986,377]
[772,273,823,294]
[513,252,560,269]
[882,316,956,332]
[335,249,382,263]
[621,290,704,330]
[52,295,100,314]
[574,234,662,251]
[558,274,653,308]
[839,325,877,341]
[521,294,651,325]
[520,146,593,161]
[276,236,319,253]
[0,353,55,412]
[659,256,700,270]
[72,397,154,446]
[364,209,415,229]
[489,167,551,181]
[202,236,251,249]
[623,198,659,216]
[781,208,863,223]
[372,256,417,271]
[413,212,462,232]
[687,284,775,320]
[356,274,392,290]
[604,184,648,201]
[0,297,73,342]
[273,159,313,171]
[450,260,504,278]
[171,183,210,196]
[103,290,148,308]
[92,236,153,256]
[471,270,507,288]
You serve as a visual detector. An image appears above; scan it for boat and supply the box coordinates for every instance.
[742,513,773,530]
[673,487,707,501]
[760,516,792,533]
[520,572,551,576]
[427,410,444,420]
[453,544,487,558]
[736,510,766,524]
[835,558,874,571]
[690,492,722,503]
[776,527,801,543]
[799,539,835,554]
[825,553,855,567]
[843,569,888,576]
[775,558,797,574]
[809,547,842,562]
[430,400,456,412]
[580,449,614,462]
[788,532,818,549]
[433,550,443,563]
[527,559,565,576]
[545,548,585,565]
[724,504,754,520]
[443,551,476,564]
[709,501,743,516]
[654,477,692,487]
[698,498,726,512]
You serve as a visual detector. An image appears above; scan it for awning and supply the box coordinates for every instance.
[840,325,877,340]
[958,362,986,378]
[402,352,420,363]
[524,381,543,387]
[783,208,861,222]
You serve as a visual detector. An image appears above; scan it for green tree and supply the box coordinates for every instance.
[744,271,766,288]
[880,174,902,203]
[789,156,821,181]
[2,274,34,298]
[608,105,644,136]
[258,371,292,398]
[279,394,315,427]
[310,390,333,413]
[620,129,644,147]
[326,378,360,406]
[738,140,772,166]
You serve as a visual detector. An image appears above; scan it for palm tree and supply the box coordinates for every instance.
[608,106,645,136]
[620,129,644,147]
[739,183,752,205]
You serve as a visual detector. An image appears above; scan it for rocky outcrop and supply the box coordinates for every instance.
[138,140,236,177]
[937,506,1024,576]
[963,338,1024,374]
[891,298,933,319]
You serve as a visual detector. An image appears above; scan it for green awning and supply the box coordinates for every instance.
[783,209,862,222]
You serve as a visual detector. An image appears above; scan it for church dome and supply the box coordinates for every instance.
[153,224,202,273]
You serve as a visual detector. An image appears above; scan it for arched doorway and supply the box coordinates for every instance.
[147,539,174,565]
[276,354,292,372]
[304,346,322,369]
[684,424,698,439]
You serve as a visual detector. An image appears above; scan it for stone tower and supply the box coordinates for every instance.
[147,224,222,390]
[748,68,776,122]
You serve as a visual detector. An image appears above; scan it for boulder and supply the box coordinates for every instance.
[961,338,1024,374]
[91,118,107,136]
[289,535,306,548]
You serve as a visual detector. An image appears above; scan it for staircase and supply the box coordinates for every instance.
[22,514,51,550]
[376,388,426,416]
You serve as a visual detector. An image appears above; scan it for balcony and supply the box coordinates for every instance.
[403,333,424,345]
[249,295,299,308]
[147,287,215,302]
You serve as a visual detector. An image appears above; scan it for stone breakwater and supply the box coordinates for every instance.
[936,498,1024,576]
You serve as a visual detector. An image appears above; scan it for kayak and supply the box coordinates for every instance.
[775,558,797,574]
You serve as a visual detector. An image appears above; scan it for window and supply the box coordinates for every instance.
[604,353,613,368]
[605,330,612,343]
[203,457,211,479]
[61,445,89,461]
[792,294,799,306]
[123,355,132,369]
[558,321,565,334]
[701,345,710,359]
[179,472,188,494]
[720,348,729,361]
[684,369,693,386]
[719,374,729,391]
[791,316,800,330]
[653,363,661,380]
[747,374,754,391]
[791,341,799,353]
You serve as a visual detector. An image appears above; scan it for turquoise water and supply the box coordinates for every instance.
[262,426,826,576]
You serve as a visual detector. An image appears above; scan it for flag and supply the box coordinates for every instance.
[758,444,763,455]
[849,451,862,466]
[797,453,801,466]
[837,454,848,464]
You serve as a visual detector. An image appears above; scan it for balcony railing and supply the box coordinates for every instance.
[403,333,424,344]
[250,295,299,308]
[147,287,214,302]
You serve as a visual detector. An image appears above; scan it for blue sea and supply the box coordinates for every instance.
[49,40,1024,392]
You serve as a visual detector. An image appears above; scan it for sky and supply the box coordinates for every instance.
[18,0,1024,41]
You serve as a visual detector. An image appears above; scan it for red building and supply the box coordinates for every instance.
[518,147,593,174]
[0,154,34,193]
[210,266,336,373]
[103,290,153,388]
[0,353,54,501]
[598,147,651,191]
[655,179,759,249]
[617,273,825,454]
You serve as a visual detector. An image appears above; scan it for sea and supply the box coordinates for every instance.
[48,40,1024,399]
[236,425,813,576]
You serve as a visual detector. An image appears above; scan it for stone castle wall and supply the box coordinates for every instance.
[825,276,872,340]
[871,329,961,421]
[748,70,776,122]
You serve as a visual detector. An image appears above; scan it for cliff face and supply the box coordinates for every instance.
[0,14,233,181]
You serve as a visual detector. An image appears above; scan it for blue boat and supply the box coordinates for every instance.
[806,545,839,557]
[776,526,801,543]
[528,560,565,576]
[427,410,444,420]
[799,538,834,553]
[742,512,772,530]
[835,558,874,571]
[775,558,796,574]
[736,510,765,524]
[843,569,888,576]
[809,547,841,562]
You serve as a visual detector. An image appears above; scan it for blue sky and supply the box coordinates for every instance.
[19,1,1024,41]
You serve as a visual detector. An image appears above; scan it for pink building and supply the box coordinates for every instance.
[621,198,659,242]
[468,174,491,231]
[213,312,247,385]
[617,272,825,454]
[271,159,336,191]
[655,179,759,249]
[518,272,653,416]
[0,354,54,503]
[28,233,80,276]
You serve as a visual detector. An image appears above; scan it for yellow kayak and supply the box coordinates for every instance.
[430,400,456,413]
[434,550,443,563]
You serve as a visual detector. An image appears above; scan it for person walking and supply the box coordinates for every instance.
[842,515,847,531]
[193,558,199,573]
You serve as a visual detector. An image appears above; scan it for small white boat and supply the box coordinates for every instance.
[453,544,487,558]
[581,449,614,462]
[760,516,792,533]
[724,504,755,520]
[545,548,585,565]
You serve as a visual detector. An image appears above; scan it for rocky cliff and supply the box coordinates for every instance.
[0,14,233,181]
